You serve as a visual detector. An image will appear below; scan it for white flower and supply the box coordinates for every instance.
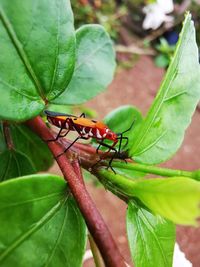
[173,243,192,267]
[142,0,174,30]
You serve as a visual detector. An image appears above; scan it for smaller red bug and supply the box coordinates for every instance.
[44,110,133,170]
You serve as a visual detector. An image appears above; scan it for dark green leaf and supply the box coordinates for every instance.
[0,123,53,180]
[0,174,86,267]
[130,13,200,164]
[127,201,175,267]
[0,150,35,181]
[53,24,116,105]
[0,0,75,121]
[10,124,53,172]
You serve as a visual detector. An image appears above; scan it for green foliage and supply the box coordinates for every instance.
[0,174,86,267]
[53,24,116,105]
[131,177,200,225]
[99,170,200,225]
[130,13,200,164]
[104,105,143,150]
[127,201,175,267]
[0,0,76,121]
[71,0,121,40]
[0,2,200,267]
[0,150,35,181]
[0,124,52,180]
[154,38,176,68]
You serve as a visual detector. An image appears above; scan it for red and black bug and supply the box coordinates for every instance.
[44,110,133,170]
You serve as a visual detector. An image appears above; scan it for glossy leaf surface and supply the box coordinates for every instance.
[130,14,200,164]
[54,24,116,105]
[127,201,175,267]
[0,174,86,267]
[0,0,75,121]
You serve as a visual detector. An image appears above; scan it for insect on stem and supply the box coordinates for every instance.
[44,110,135,172]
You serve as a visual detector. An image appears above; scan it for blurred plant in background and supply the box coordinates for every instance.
[71,0,200,68]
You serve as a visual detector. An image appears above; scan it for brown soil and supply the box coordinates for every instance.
[50,56,200,267]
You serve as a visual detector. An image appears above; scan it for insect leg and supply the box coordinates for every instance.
[79,113,86,118]
[56,136,89,158]
[46,127,66,142]
[117,135,129,152]
[46,117,70,142]
[96,141,118,154]
[56,120,90,158]
[96,140,105,154]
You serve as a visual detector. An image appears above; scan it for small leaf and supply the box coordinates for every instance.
[127,201,175,267]
[130,13,200,164]
[53,24,116,105]
[0,174,86,267]
[154,54,169,68]
[100,105,143,152]
[132,177,200,225]
[0,0,75,121]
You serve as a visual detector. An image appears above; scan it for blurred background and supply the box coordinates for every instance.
[51,1,200,266]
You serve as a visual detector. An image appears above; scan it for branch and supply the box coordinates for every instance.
[26,116,126,267]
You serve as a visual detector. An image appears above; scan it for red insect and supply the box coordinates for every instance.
[45,110,132,168]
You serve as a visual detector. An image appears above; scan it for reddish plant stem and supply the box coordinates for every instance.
[26,116,126,267]
[3,122,14,150]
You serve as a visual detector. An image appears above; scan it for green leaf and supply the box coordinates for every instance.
[10,124,53,172]
[127,201,175,267]
[130,13,200,164]
[53,24,116,105]
[132,177,200,225]
[0,123,53,180]
[0,174,86,267]
[0,0,75,121]
[104,105,143,150]
[154,54,169,68]
[98,170,200,225]
[0,150,35,181]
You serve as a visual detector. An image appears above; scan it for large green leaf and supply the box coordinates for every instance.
[0,0,75,121]
[0,174,86,267]
[0,123,53,180]
[130,13,200,164]
[132,177,200,225]
[99,170,200,225]
[53,24,116,105]
[127,201,175,267]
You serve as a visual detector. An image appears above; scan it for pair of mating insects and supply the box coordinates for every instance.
[45,110,134,170]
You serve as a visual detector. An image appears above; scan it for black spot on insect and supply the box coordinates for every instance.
[92,120,97,123]
[73,118,77,120]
